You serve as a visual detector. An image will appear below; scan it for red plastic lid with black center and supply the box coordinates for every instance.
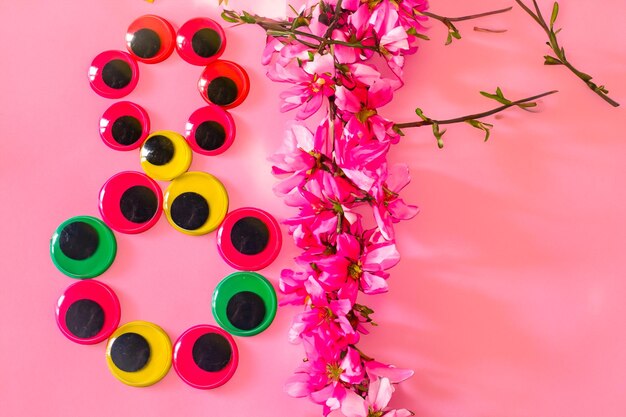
[56,280,121,345]
[126,15,176,64]
[89,50,139,99]
[176,17,227,66]
[99,171,163,234]
[173,324,239,389]
[217,207,282,271]
[100,101,150,151]
[198,60,250,109]
[185,105,236,156]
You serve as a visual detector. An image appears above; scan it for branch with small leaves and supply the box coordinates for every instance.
[395,89,558,148]
[514,0,619,107]
[419,7,512,45]
[220,9,381,51]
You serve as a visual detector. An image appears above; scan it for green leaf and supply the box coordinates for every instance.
[480,89,512,105]
[220,11,239,23]
[432,123,446,148]
[445,23,461,45]
[415,108,429,121]
[550,2,559,28]
[407,27,430,41]
[240,11,256,24]
[466,119,493,142]
[544,55,563,65]
[392,125,405,136]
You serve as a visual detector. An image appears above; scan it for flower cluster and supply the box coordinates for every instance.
[244,1,427,415]
[216,0,620,414]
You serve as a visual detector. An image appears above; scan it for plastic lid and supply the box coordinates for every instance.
[99,101,150,151]
[163,171,229,236]
[99,171,163,234]
[212,272,277,337]
[173,324,239,389]
[198,60,250,109]
[105,321,172,387]
[217,207,282,271]
[89,50,139,99]
[56,280,121,345]
[50,216,117,279]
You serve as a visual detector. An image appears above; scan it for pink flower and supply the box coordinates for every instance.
[285,343,365,413]
[279,268,312,306]
[371,164,419,240]
[268,53,336,120]
[340,377,413,417]
[365,360,414,383]
[261,36,284,66]
[270,121,332,202]
[315,232,400,303]
[335,80,398,143]
[288,286,359,346]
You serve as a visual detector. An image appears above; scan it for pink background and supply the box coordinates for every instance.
[1,0,625,416]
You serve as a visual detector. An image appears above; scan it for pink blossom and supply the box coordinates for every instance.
[268,53,336,119]
[371,164,419,240]
[288,288,359,346]
[279,268,312,306]
[270,121,333,203]
[335,80,398,143]
[285,343,365,413]
[340,377,413,417]
[263,1,427,415]
[314,232,400,303]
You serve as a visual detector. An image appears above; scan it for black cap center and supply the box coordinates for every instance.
[170,192,209,230]
[142,135,175,166]
[191,28,221,58]
[207,77,238,106]
[110,332,151,372]
[65,299,105,339]
[195,121,226,151]
[102,59,132,89]
[120,186,159,224]
[111,115,143,146]
[230,217,270,255]
[192,333,232,372]
[130,28,161,59]
[59,221,99,260]
[226,291,266,331]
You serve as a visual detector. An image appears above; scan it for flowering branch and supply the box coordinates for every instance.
[211,1,609,416]
[514,0,620,107]
[395,89,558,148]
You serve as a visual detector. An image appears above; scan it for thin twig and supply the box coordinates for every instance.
[395,90,558,129]
[514,0,620,107]
[422,7,513,23]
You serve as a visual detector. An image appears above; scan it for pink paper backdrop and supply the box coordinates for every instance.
[0,0,624,416]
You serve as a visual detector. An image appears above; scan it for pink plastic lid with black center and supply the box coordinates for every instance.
[56,280,121,345]
[89,50,139,99]
[217,207,282,271]
[173,324,239,389]
[99,171,163,234]
[99,101,150,151]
